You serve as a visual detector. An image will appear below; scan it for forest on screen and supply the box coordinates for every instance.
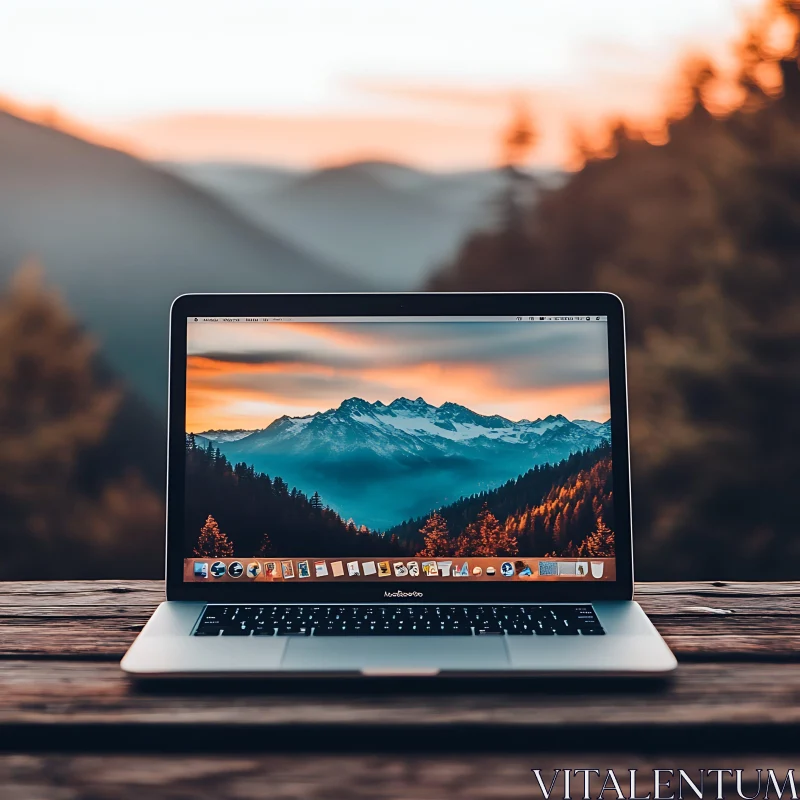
[185,436,614,560]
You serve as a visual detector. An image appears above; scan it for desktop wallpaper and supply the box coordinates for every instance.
[183,319,615,574]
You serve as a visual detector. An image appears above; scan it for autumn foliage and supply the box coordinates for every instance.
[393,445,614,560]
[194,515,234,557]
[454,505,519,557]
[0,264,164,579]
[418,511,451,557]
[510,457,613,555]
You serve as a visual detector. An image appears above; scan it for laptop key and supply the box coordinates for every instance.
[314,625,349,636]
[505,623,534,635]
[276,626,311,636]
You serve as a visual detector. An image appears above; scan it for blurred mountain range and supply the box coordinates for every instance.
[164,160,564,289]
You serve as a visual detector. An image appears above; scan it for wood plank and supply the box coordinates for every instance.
[635,581,800,596]
[0,581,162,607]
[0,661,796,751]
[0,755,793,800]
[0,582,798,660]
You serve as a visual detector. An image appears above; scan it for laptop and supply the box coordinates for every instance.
[121,292,677,677]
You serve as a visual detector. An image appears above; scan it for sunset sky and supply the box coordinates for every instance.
[185,320,611,432]
[1,0,764,167]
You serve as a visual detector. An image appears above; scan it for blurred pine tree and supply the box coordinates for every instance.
[0,263,164,578]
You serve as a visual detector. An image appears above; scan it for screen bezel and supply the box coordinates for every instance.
[166,293,634,602]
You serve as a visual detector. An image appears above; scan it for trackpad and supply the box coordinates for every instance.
[282,637,509,673]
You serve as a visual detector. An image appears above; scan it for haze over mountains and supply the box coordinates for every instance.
[166,160,564,288]
[198,397,610,530]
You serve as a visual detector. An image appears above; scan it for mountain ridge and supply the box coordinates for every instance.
[167,160,561,288]
[221,396,608,439]
[197,397,610,530]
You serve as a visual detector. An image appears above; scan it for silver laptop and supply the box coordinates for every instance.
[121,292,676,678]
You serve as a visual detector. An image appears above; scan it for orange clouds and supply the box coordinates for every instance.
[108,112,505,170]
[358,361,609,422]
[186,356,339,431]
[185,320,611,432]
[102,65,681,170]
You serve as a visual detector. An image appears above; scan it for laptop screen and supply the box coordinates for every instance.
[182,316,616,584]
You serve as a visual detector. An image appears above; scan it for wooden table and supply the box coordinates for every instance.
[0,581,797,798]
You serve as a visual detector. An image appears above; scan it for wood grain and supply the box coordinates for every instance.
[1,659,800,726]
[0,581,797,659]
[0,659,796,751]
[0,581,162,607]
[0,755,793,800]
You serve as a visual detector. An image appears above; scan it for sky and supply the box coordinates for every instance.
[185,320,611,431]
[0,0,764,167]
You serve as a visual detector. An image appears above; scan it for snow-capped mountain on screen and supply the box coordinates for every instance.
[572,419,607,433]
[197,429,258,444]
[205,397,610,530]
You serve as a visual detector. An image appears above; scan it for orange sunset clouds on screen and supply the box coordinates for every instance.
[185,320,611,433]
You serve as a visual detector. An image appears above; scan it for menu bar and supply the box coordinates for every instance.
[188,316,608,323]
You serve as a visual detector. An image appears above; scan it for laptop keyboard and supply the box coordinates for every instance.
[193,604,605,637]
